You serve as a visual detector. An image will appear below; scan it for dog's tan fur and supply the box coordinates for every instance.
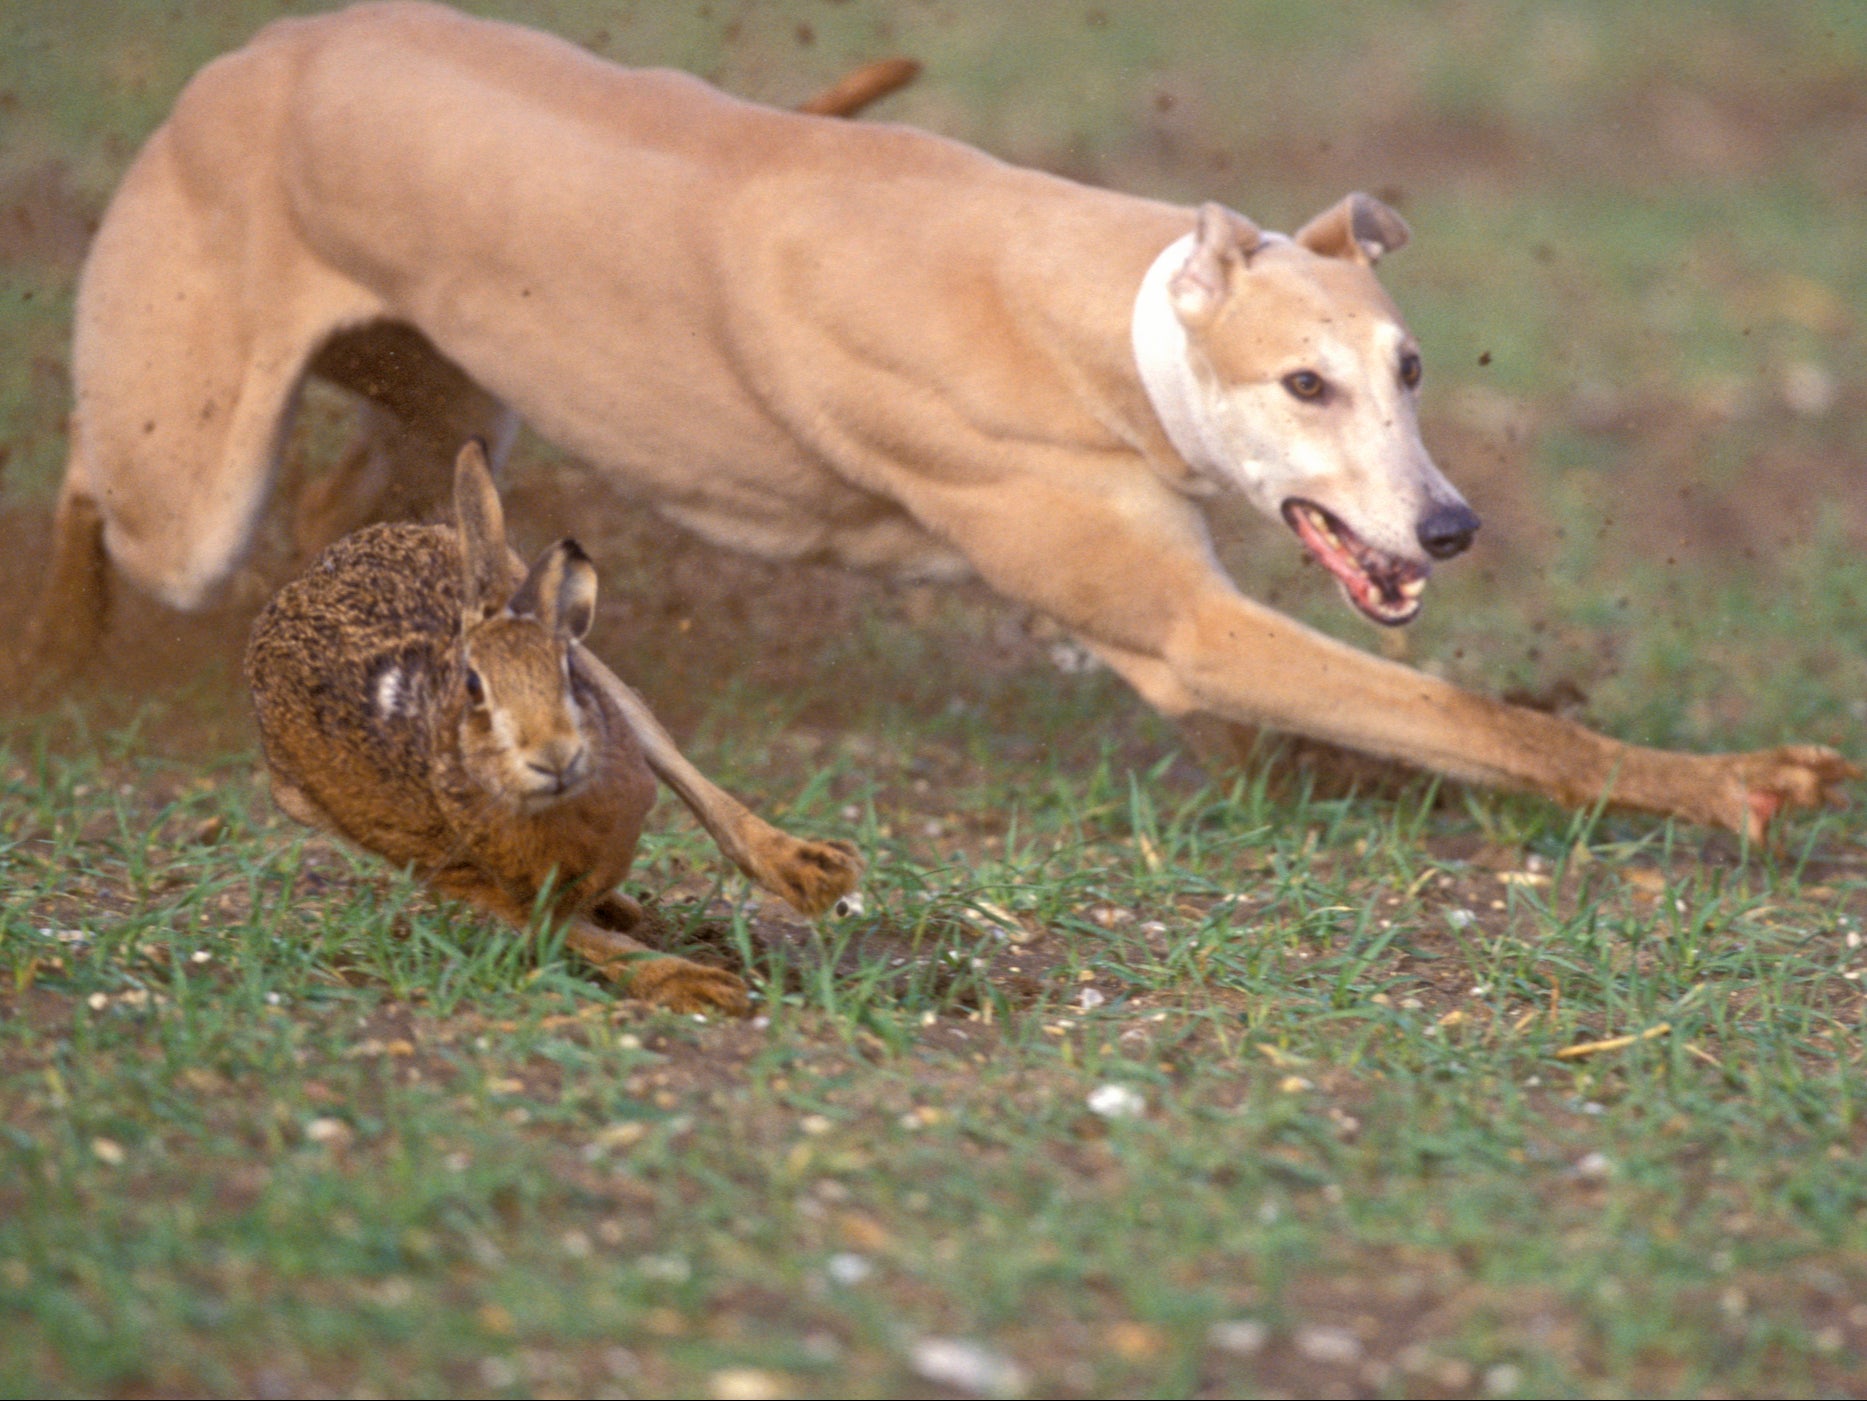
[28,2,1855,838]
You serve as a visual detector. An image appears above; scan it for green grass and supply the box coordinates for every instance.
[4,720,1863,1396]
[4,2,1866,1396]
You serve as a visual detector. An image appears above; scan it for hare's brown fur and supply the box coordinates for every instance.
[245,446,752,1015]
[247,522,652,918]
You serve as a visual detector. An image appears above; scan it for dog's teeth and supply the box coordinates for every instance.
[1400,577,1426,599]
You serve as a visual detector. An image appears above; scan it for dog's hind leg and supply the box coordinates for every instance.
[293,321,517,563]
[22,129,351,680]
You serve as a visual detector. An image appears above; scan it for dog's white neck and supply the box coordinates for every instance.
[1131,232,1229,493]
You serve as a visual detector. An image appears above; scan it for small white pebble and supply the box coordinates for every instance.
[1295,1324,1363,1364]
[708,1367,788,1401]
[1781,360,1836,417]
[909,1338,1028,1399]
[1076,987,1107,1011]
[1207,1318,1268,1356]
[1086,1084,1146,1119]
[1574,1150,1612,1179]
[478,1357,519,1390]
[637,1254,691,1283]
[1483,1361,1525,1395]
[826,1252,872,1286]
[305,1117,353,1147]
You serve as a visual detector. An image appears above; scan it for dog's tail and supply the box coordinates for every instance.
[797,57,920,119]
[20,482,108,694]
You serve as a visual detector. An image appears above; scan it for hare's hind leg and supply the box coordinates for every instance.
[563,919,752,1018]
[427,867,750,1017]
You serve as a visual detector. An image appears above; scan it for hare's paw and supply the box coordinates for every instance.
[627,957,752,1017]
[1724,745,1858,840]
[762,837,864,917]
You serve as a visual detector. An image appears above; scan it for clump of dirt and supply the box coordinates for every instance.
[0,161,97,273]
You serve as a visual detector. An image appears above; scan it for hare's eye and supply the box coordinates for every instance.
[463,667,487,706]
[1399,352,1423,389]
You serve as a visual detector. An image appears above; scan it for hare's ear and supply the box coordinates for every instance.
[508,539,598,643]
[454,439,515,622]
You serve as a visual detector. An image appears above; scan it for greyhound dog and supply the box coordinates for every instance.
[26,2,1855,838]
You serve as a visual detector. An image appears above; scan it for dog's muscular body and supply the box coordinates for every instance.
[30,2,1854,835]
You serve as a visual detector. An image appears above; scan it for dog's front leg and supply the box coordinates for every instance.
[1149,587,1855,840]
[922,478,1854,839]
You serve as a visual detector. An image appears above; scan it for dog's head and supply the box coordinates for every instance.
[1132,195,1478,626]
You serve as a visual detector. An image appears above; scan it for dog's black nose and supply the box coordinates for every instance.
[1417,503,1481,560]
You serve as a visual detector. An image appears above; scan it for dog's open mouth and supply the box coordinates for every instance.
[1281,499,1427,627]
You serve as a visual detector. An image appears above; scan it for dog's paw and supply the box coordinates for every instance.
[625,956,752,1017]
[1722,745,1859,841]
[762,836,865,916]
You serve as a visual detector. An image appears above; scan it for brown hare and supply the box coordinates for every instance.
[245,440,862,1015]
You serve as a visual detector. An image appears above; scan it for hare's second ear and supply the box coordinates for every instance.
[454,439,515,621]
[508,539,598,642]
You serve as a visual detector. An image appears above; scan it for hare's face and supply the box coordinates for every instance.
[456,617,593,812]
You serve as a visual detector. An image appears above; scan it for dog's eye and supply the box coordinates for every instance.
[463,667,486,706]
[1282,370,1327,402]
[1399,352,1423,389]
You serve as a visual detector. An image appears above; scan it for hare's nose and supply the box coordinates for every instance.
[529,743,590,792]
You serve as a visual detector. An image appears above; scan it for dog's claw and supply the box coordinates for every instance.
[1726,744,1860,842]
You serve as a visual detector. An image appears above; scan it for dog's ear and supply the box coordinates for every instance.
[1169,202,1262,326]
[1294,193,1410,265]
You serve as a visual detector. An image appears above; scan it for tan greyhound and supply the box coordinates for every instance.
[26,2,1855,839]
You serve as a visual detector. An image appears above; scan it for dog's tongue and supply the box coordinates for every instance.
[1283,501,1426,627]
